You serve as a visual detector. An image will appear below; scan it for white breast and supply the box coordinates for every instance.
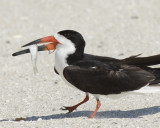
[54,33,75,74]
[54,33,78,89]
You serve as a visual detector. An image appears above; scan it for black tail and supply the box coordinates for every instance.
[121,54,160,66]
[121,54,160,85]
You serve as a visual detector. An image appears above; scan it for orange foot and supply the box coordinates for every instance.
[61,94,89,113]
[61,106,77,113]
[89,100,101,118]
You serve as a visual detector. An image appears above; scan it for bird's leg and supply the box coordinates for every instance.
[89,99,101,118]
[61,94,89,113]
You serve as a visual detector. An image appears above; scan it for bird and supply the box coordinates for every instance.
[12,30,160,118]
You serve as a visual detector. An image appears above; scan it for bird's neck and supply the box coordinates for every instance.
[66,47,84,65]
[55,44,84,75]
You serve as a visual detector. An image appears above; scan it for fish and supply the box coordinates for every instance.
[29,45,38,74]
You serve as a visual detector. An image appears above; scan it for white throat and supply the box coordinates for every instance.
[54,33,76,75]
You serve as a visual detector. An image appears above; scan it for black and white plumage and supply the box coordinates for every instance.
[13,30,160,118]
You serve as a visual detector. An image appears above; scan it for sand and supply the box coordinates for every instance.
[1,0,160,127]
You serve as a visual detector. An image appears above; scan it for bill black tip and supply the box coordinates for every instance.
[12,53,17,56]
[12,49,30,56]
[22,39,41,47]
[12,45,47,57]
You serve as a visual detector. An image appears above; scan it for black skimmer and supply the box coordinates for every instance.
[12,30,160,118]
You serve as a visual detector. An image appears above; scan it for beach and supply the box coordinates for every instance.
[1,0,160,127]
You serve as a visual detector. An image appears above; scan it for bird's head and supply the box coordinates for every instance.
[12,30,85,56]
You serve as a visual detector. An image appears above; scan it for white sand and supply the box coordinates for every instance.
[1,0,160,127]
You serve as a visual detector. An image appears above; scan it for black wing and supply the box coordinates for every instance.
[63,60,155,95]
[83,54,160,85]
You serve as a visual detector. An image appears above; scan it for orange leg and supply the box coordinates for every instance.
[61,94,89,113]
[89,99,101,118]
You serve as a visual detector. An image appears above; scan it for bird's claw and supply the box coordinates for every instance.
[60,106,77,113]
[60,106,68,110]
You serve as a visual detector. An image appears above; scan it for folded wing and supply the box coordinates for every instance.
[63,60,155,95]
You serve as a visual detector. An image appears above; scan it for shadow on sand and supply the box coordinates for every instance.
[1,106,160,121]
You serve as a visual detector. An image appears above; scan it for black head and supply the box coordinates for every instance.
[58,30,86,64]
[58,30,86,49]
